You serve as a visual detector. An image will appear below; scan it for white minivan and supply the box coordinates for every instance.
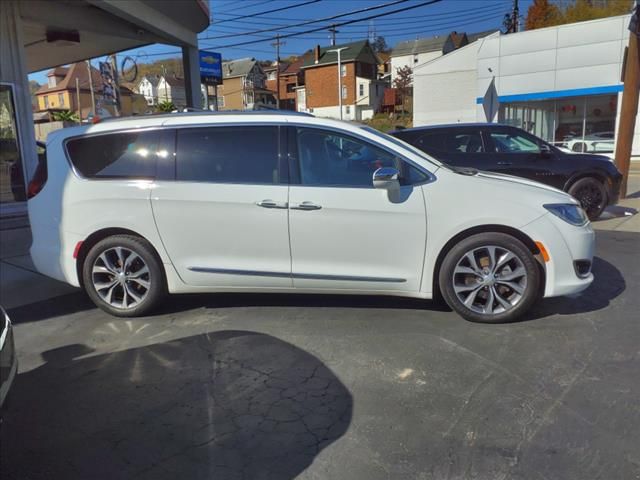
[28,112,595,323]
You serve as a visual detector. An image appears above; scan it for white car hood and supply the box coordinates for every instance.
[473,170,568,196]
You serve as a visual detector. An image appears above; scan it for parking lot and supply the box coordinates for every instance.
[1,186,639,480]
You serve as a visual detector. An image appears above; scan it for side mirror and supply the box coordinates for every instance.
[373,167,400,191]
[540,144,552,157]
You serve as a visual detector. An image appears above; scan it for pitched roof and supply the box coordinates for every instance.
[467,29,500,43]
[391,36,447,57]
[139,75,160,87]
[281,55,309,75]
[48,67,69,77]
[301,40,377,68]
[222,57,258,78]
[36,63,103,95]
[263,62,289,73]
[163,76,184,87]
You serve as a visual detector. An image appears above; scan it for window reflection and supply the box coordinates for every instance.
[498,94,617,153]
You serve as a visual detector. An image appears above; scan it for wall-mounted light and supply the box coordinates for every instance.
[46,30,80,46]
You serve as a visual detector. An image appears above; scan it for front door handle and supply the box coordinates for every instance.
[497,161,512,165]
[291,201,322,211]
[256,199,288,209]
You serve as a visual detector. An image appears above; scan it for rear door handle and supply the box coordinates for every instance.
[497,161,512,165]
[256,199,288,209]
[290,201,322,211]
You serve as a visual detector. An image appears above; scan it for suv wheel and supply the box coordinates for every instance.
[82,235,166,317]
[439,233,541,323]
[568,177,607,220]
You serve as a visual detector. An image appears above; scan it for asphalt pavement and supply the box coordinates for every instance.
[1,225,639,480]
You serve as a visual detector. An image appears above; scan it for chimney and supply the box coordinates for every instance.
[314,45,320,64]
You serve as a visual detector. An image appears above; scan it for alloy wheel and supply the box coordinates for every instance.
[574,184,603,216]
[452,245,527,315]
[91,246,151,309]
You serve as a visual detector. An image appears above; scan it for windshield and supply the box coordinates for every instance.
[360,126,446,169]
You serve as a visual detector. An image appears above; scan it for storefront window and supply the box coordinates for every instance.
[0,84,25,203]
[499,94,618,153]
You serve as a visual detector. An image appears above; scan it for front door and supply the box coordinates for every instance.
[484,127,564,189]
[407,127,496,171]
[287,127,427,292]
[151,125,292,287]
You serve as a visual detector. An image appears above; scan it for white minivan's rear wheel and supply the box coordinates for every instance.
[82,235,166,317]
[439,233,541,323]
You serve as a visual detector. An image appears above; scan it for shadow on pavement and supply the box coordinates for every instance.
[159,291,450,315]
[528,256,625,320]
[0,331,353,480]
[6,291,94,324]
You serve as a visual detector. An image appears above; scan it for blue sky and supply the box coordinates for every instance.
[29,0,533,84]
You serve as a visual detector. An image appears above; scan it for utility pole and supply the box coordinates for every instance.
[614,1,639,198]
[328,46,349,120]
[75,77,81,124]
[512,0,519,33]
[110,54,120,116]
[271,34,285,109]
[86,60,96,117]
[329,24,338,46]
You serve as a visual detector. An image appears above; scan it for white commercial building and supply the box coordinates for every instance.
[413,15,639,160]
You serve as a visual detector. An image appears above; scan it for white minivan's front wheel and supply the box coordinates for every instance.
[439,233,541,323]
[82,235,166,317]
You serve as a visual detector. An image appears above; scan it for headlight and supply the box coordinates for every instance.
[544,203,589,226]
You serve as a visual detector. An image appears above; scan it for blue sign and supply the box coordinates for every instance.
[199,50,222,85]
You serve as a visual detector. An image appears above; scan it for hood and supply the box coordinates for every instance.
[563,152,615,163]
[450,167,571,197]
[436,166,576,218]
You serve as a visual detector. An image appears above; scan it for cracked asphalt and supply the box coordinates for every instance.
[1,229,639,480]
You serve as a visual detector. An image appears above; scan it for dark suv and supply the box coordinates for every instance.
[391,124,622,219]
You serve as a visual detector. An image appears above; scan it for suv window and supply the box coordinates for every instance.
[408,130,484,154]
[66,130,165,178]
[488,130,540,153]
[295,127,428,187]
[176,126,282,184]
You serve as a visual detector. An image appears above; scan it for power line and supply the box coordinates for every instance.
[203,4,507,37]
[210,1,508,26]
[214,0,272,16]
[200,0,411,40]
[212,0,322,25]
[205,0,444,49]
[198,7,506,46]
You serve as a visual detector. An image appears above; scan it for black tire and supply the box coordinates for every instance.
[572,142,586,153]
[82,235,166,317]
[568,177,607,220]
[438,233,541,323]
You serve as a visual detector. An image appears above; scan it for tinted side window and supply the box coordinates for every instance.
[489,131,540,153]
[415,132,445,152]
[296,128,427,187]
[441,132,484,153]
[176,126,281,184]
[67,130,164,178]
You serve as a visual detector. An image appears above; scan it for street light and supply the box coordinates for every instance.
[327,47,349,120]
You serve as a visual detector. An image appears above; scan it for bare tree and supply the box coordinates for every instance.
[393,65,412,117]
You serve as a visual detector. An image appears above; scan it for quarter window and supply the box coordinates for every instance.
[66,130,166,178]
[295,128,427,187]
[176,126,282,184]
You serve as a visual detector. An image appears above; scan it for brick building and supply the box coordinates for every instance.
[299,40,385,121]
[265,57,307,111]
